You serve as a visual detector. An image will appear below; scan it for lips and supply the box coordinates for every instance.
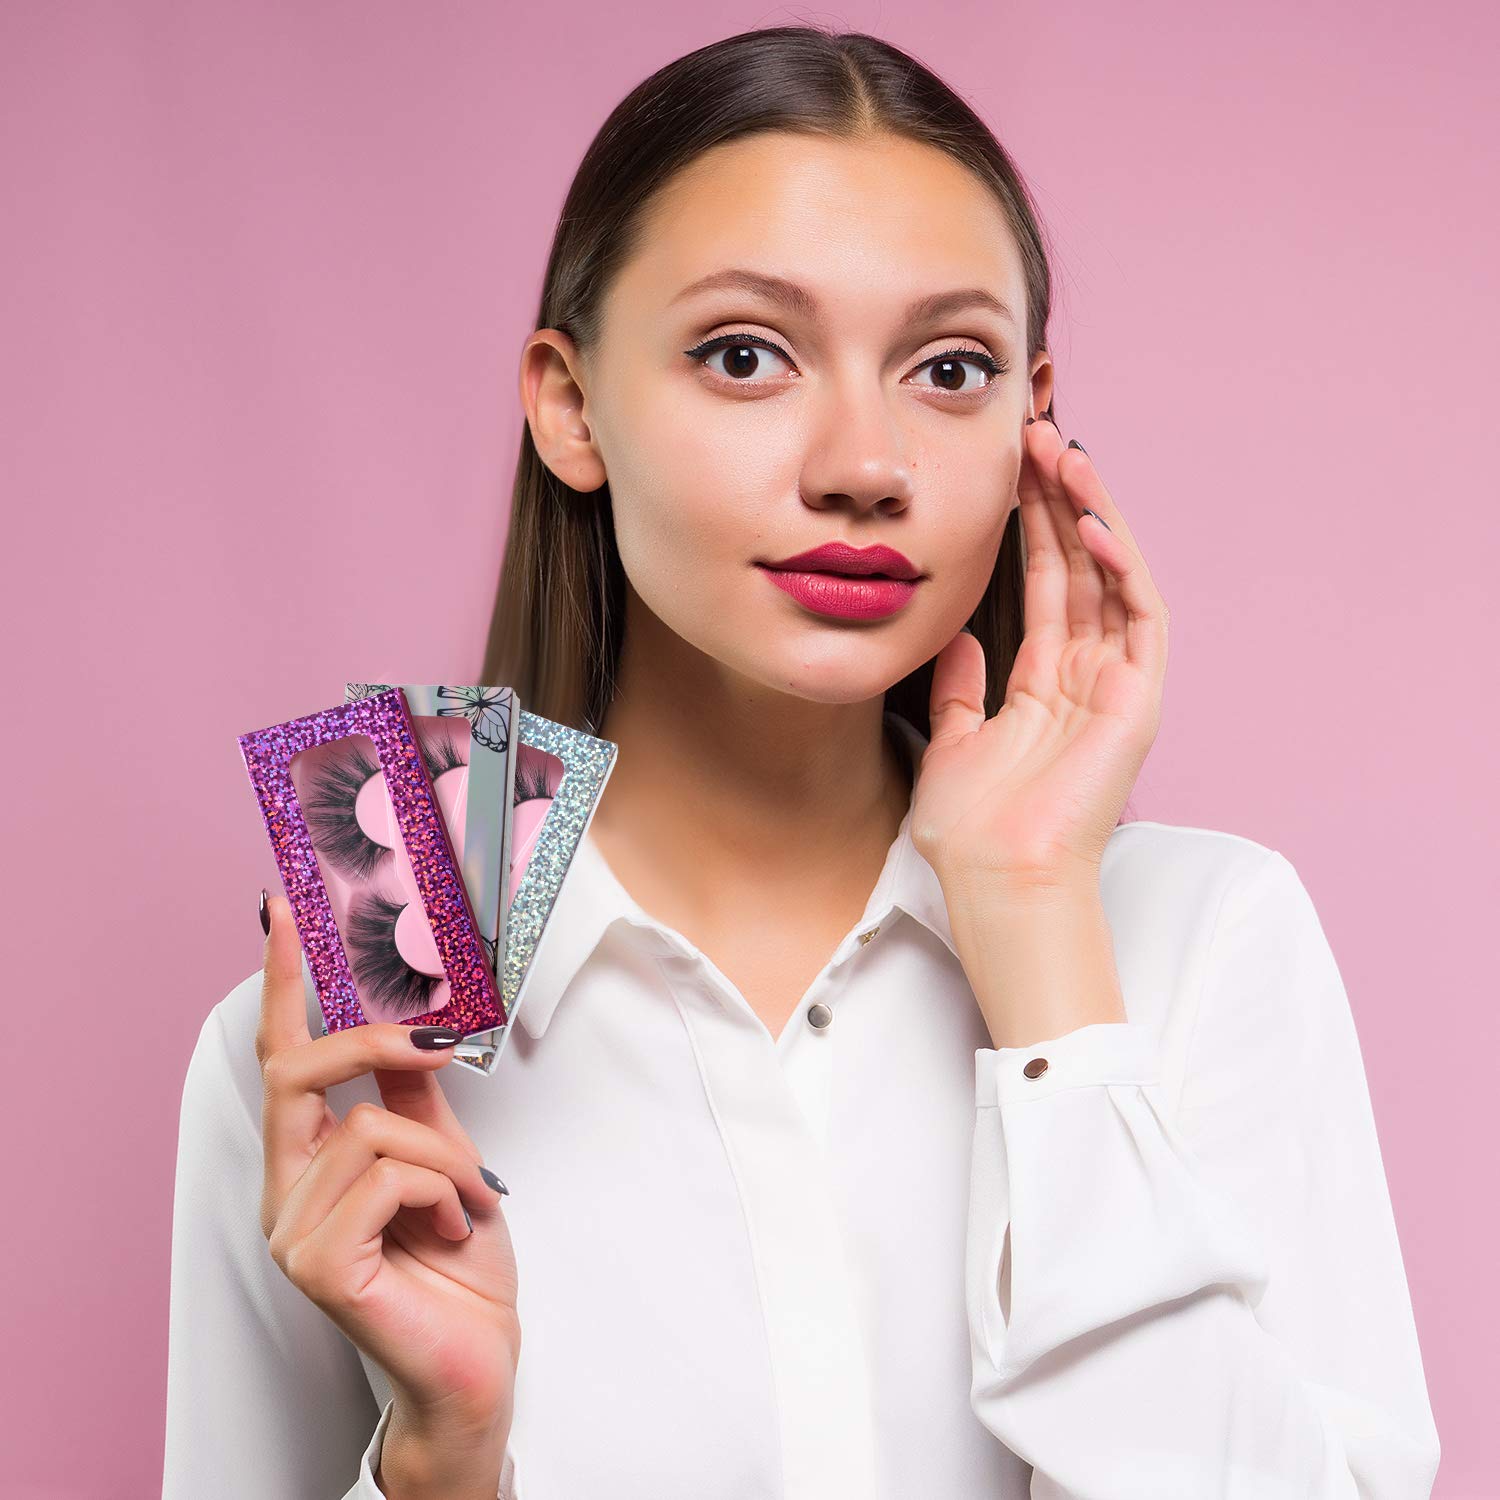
[762,541,920,581]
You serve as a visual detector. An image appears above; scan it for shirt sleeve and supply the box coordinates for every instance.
[963,847,1441,1499]
[164,974,523,1499]
[357,1400,522,1498]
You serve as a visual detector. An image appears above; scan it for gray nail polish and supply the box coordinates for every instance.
[462,1205,473,1234]
[1082,507,1111,532]
[479,1166,510,1196]
[1067,438,1088,456]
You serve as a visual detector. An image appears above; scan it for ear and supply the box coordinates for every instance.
[519,329,608,493]
[1027,352,1054,425]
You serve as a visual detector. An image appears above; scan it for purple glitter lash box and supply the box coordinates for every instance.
[238,687,506,1039]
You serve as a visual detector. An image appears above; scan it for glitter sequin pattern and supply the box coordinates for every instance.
[238,688,506,1037]
[499,710,618,1029]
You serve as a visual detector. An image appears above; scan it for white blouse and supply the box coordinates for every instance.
[164,710,1441,1498]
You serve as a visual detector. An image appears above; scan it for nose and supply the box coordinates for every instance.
[799,392,915,517]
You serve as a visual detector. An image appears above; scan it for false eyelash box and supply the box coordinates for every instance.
[238,687,507,1040]
[381,705,615,1080]
[433,707,620,1076]
[344,682,519,989]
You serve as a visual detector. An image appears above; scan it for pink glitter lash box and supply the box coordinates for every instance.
[238,687,506,1039]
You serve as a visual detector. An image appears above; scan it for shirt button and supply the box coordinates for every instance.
[807,1002,834,1030]
[1022,1057,1048,1079]
[857,926,880,945]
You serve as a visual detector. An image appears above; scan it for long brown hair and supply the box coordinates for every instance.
[482,25,1052,745]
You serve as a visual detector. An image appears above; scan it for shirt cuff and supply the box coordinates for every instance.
[351,1398,395,1498]
[355,1396,522,1499]
[975,1019,1162,1106]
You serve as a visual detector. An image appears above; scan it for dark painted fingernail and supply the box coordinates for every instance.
[1024,415,1036,426]
[462,1205,473,1234]
[479,1165,510,1196]
[259,888,270,936]
[1067,438,1088,456]
[1082,507,1111,531]
[1040,410,1058,426]
[410,1026,462,1049]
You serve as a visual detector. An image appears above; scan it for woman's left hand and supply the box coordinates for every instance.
[911,415,1170,894]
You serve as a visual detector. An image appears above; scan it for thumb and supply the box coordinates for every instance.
[927,627,987,754]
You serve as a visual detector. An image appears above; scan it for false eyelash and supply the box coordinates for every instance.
[514,756,557,804]
[302,731,469,882]
[421,729,468,783]
[344,888,444,1019]
[302,739,390,881]
[682,331,1010,384]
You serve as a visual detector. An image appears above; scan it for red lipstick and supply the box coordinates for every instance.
[756,541,923,621]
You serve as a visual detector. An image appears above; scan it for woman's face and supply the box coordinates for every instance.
[531,130,1051,705]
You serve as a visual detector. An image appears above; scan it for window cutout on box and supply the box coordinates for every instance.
[290,730,466,1024]
[508,742,565,905]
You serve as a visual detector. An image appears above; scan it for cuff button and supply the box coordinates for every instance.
[1022,1056,1049,1079]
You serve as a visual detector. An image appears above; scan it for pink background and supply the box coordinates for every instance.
[3,2,1494,1494]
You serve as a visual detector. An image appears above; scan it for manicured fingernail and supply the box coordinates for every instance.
[1082,507,1111,531]
[1040,410,1058,426]
[259,888,270,936]
[479,1165,510,1196]
[410,1026,462,1049]
[1024,415,1036,426]
[1067,438,1088,456]
[462,1204,473,1234]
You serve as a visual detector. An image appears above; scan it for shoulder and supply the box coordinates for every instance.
[1101,816,1287,935]
[1098,819,1320,1063]
[1101,819,1348,1098]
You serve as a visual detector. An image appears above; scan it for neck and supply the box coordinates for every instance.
[591,588,913,907]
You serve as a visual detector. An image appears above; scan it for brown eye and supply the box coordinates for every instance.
[909,348,1007,394]
[685,333,796,383]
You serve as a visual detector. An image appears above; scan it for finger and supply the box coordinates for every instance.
[1078,518,1169,675]
[1028,420,1106,636]
[257,893,336,1221]
[1056,444,1169,673]
[1053,436,1141,555]
[285,1160,476,1302]
[256,893,311,1065]
[926,628,987,752]
[261,1014,462,1218]
[372,1053,478,1158]
[1095,544,1129,650]
[1015,434,1072,642]
[275,1100,502,1249]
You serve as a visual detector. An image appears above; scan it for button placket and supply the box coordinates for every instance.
[661,952,883,1497]
[805,919,882,1034]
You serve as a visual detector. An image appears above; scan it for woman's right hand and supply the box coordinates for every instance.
[255,891,520,1475]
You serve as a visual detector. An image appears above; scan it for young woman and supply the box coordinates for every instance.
[164,26,1441,1500]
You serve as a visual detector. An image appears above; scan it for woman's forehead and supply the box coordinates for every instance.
[613,141,1024,332]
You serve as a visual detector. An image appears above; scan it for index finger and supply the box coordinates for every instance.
[255,893,480,1158]
[255,891,312,1067]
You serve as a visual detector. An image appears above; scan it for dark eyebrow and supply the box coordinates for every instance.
[669,267,1016,327]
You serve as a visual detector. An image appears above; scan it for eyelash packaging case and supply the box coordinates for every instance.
[344,682,519,991]
[238,687,507,1040]
[456,708,619,1074]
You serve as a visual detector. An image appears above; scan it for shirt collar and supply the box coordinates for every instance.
[512,709,957,1041]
